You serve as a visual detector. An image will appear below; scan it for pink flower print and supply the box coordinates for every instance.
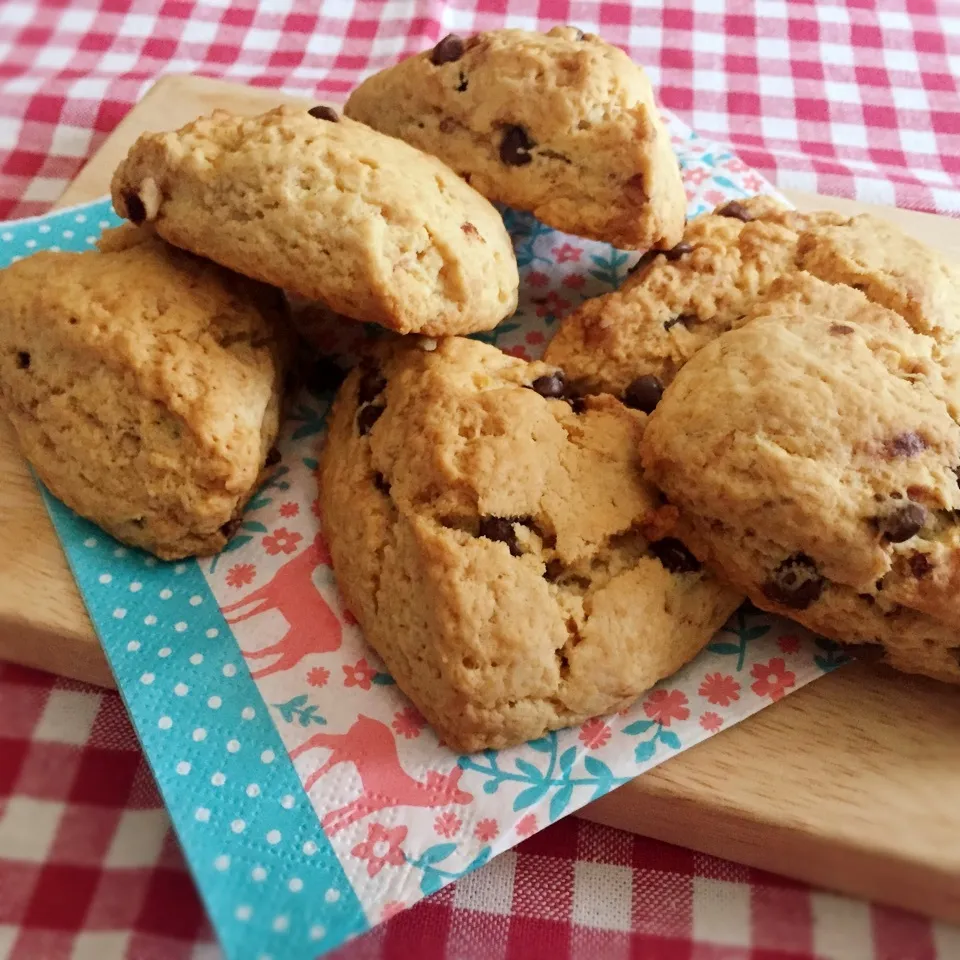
[683,166,711,186]
[392,707,426,739]
[643,689,690,726]
[579,718,612,749]
[703,188,727,207]
[562,273,586,290]
[743,173,765,192]
[474,818,499,843]
[351,823,407,877]
[342,657,376,691]
[698,673,741,707]
[279,501,300,518]
[534,291,571,318]
[778,634,801,655]
[750,658,796,701]
[505,345,530,360]
[311,497,323,519]
[225,562,256,589]
[433,811,462,838]
[307,666,330,688]
[527,270,550,287]
[381,901,407,922]
[726,157,747,172]
[525,330,545,346]
[263,527,302,556]
[552,242,582,263]
[700,712,723,732]
[516,814,538,837]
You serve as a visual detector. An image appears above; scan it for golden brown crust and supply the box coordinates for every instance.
[319,337,741,751]
[345,27,685,249]
[0,227,286,559]
[111,106,519,336]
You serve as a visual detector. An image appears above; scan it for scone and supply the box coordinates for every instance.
[0,225,286,560]
[345,27,685,250]
[545,195,960,405]
[544,196,846,399]
[318,337,742,751]
[642,273,960,683]
[111,106,519,336]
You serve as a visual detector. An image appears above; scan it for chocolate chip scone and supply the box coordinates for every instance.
[642,273,960,683]
[545,195,960,407]
[112,106,519,336]
[344,27,685,250]
[544,196,848,400]
[0,225,286,560]
[318,337,742,751]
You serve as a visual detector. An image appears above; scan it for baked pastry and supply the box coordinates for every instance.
[318,336,742,751]
[545,195,960,407]
[642,273,960,683]
[544,196,846,399]
[0,225,286,560]
[111,106,519,337]
[345,26,685,250]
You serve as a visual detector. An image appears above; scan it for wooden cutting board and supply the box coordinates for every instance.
[3,74,960,925]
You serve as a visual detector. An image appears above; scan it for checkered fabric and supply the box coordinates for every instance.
[0,0,959,219]
[3,661,959,960]
[2,2,960,957]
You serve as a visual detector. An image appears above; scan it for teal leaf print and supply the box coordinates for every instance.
[273,694,327,727]
[549,783,574,821]
[514,783,550,810]
[634,739,657,763]
[407,842,493,896]
[659,730,682,751]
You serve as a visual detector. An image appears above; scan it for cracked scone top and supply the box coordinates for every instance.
[345,26,686,250]
[111,105,519,336]
[0,225,286,560]
[642,273,960,683]
[546,195,960,408]
[318,337,741,751]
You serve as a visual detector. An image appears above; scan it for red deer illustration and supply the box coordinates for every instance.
[221,532,342,679]
[290,715,473,834]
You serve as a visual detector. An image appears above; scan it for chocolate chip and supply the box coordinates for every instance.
[15,351,30,370]
[573,28,586,40]
[544,558,565,581]
[663,241,693,261]
[500,125,535,166]
[455,71,468,92]
[307,357,346,393]
[124,192,146,225]
[885,432,927,459]
[265,447,281,467]
[830,323,855,335]
[762,553,825,609]
[628,249,659,276]
[374,472,391,495]
[664,314,697,331]
[530,372,566,399]
[717,200,753,222]
[221,518,242,540]
[478,516,521,556]
[566,394,587,414]
[909,552,933,578]
[308,105,339,122]
[430,34,464,65]
[357,403,384,436]
[649,538,701,573]
[843,642,886,664]
[625,173,647,201]
[357,368,386,405]
[623,374,664,414]
[877,502,926,542]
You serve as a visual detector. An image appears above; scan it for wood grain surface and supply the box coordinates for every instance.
[2,74,959,922]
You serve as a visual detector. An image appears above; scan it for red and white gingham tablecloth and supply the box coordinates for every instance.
[2,3,960,959]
